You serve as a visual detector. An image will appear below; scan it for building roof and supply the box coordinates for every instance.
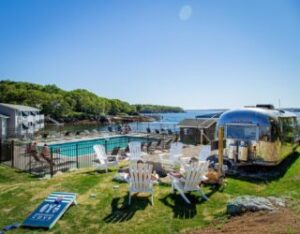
[178,118,216,129]
[0,103,40,112]
[196,112,224,119]
[0,114,9,119]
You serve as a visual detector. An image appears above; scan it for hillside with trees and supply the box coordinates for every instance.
[133,104,184,113]
[0,80,184,119]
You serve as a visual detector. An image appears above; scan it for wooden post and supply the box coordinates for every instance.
[200,129,203,145]
[218,127,224,176]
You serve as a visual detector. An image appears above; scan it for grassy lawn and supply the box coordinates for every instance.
[0,148,299,234]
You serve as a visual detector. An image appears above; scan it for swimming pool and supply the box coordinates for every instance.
[49,136,151,157]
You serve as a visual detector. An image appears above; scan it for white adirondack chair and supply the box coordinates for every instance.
[93,145,119,173]
[198,145,211,162]
[160,142,183,169]
[128,141,147,161]
[128,162,154,205]
[170,161,209,204]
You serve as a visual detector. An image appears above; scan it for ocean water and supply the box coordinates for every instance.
[46,109,299,134]
[45,110,225,133]
[131,109,226,132]
[147,109,226,124]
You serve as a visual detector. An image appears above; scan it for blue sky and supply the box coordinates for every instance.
[0,0,299,109]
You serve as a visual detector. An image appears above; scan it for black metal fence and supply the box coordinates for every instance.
[41,122,179,140]
[0,135,171,177]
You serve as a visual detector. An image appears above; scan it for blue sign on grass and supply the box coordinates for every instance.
[23,201,68,228]
[23,192,76,229]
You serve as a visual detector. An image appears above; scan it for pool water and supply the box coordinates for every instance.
[49,136,150,157]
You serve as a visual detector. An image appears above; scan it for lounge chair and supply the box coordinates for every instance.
[155,129,160,134]
[121,145,130,157]
[108,126,113,133]
[26,146,61,174]
[169,161,209,204]
[116,125,122,134]
[140,142,147,151]
[157,138,173,151]
[147,139,162,154]
[64,131,73,140]
[128,162,154,205]
[110,146,121,156]
[42,133,48,139]
[146,127,151,134]
[28,150,47,170]
[92,129,99,135]
[93,145,119,173]
[142,141,152,152]
[160,142,183,169]
[173,134,180,142]
[167,129,173,135]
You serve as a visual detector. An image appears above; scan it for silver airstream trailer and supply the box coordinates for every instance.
[216,105,299,166]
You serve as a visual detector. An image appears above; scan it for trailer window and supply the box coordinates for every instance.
[225,124,258,141]
[270,120,280,142]
[280,117,296,143]
[259,126,271,142]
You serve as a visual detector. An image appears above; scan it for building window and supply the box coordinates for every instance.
[22,112,29,117]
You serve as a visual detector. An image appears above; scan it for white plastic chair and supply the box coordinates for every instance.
[169,161,209,204]
[160,142,183,169]
[128,162,154,205]
[198,145,211,162]
[93,145,118,173]
[128,141,147,161]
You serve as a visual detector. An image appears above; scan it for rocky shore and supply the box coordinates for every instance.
[46,114,157,125]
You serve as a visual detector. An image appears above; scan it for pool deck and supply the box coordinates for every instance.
[10,141,200,177]
[37,132,150,146]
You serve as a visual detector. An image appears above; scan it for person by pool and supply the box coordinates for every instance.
[40,144,55,165]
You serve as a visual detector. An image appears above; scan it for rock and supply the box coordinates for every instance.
[268,196,286,207]
[54,171,63,177]
[227,196,286,216]
[69,168,78,172]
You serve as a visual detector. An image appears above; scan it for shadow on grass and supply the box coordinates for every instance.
[227,151,300,183]
[80,166,121,176]
[159,187,217,219]
[103,193,149,223]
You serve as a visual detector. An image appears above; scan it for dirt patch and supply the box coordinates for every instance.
[186,208,300,234]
